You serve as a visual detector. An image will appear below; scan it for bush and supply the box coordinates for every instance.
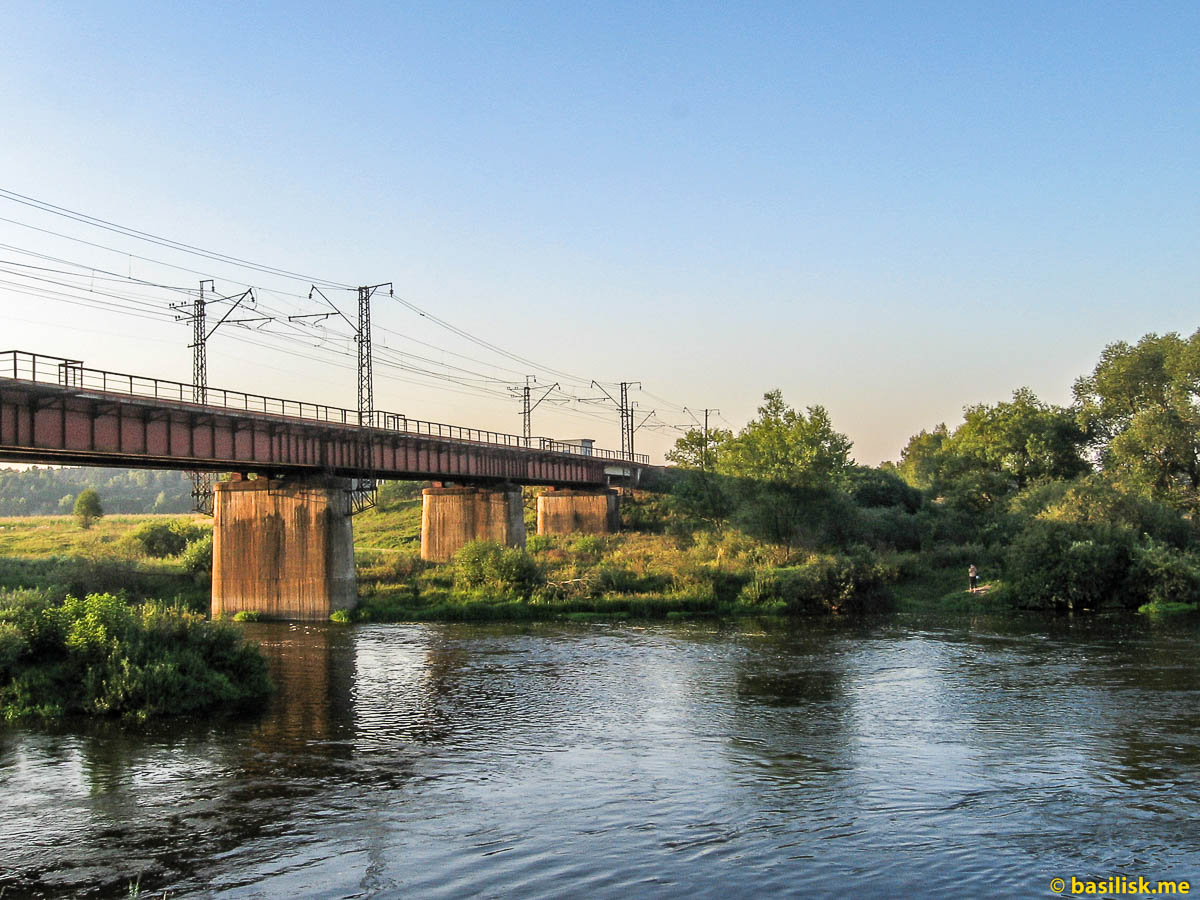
[1005,520,1134,611]
[736,552,894,614]
[453,541,543,599]
[1014,475,1193,547]
[1127,539,1200,609]
[73,489,104,530]
[526,534,558,553]
[182,534,214,576]
[0,590,271,720]
[846,466,922,512]
[570,535,607,556]
[131,520,208,558]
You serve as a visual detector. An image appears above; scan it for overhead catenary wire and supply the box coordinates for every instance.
[0,189,708,448]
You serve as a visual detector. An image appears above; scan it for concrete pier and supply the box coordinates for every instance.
[536,488,620,535]
[212,477,356,621]
[421,485,526,562]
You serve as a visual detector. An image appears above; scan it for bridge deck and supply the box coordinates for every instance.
[0,351,647,487]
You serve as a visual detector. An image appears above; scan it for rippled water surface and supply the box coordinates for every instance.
[3,613,1200,897]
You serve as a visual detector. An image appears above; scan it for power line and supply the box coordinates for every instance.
[0,187,351,289]
[0,191,706,451]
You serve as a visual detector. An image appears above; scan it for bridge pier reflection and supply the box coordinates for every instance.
[212,476,357,621]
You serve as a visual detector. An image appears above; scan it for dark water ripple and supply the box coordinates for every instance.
[3,614,1200,897]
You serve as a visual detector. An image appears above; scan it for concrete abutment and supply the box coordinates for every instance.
[536,488,620,536]
[212,477,356,622]
[421,485,526,562]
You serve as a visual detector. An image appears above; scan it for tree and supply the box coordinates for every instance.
[665,426,733,471]
[891,425,949,491]
[892,390,1087,508]
[73,488,103,530]
[716,390,853,487]
[948,388,1089,488]
[1074,330,1200,509]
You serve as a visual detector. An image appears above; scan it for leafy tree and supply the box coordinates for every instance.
[891,391,1087,531]
[716,390,853,487]
[1074,330,1200,509]
[72,489,103,530]
[845,465,922,512]
[665,426,733,471]
[949,388,1088,487]
[1011,474,1193,547]
[891,425,950,491]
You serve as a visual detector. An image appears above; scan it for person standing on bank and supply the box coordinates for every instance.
[968,564,978,593]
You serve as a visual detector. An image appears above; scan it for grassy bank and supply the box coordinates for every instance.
[0,499,1002,629]
[349,492,900,623]
[0,514,212,612]
[0,515,269,721]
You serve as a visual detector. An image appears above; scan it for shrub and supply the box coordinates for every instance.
[330,608,353,624]
[1127,539,1200,609]
[526,534,557,553]
[182,534,214,576]
[846,466,922,512]
[736,552,893,614]
[0,590,271,720]
[232,610,261,622]
[570,535,607,556]
[131,520,208,558]
[453,541,542,599]
[1005,520,1134,611]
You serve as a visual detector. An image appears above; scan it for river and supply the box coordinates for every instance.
[2,613,1199,897]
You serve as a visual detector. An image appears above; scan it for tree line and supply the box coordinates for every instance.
[667,329,1200,612]
[0,467,193,516]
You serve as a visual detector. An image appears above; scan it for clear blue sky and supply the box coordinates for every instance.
[1,2,1197,463]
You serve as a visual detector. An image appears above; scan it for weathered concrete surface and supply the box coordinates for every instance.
[421,485,525,562]
[536,489,620,535]
[212,477,355,621]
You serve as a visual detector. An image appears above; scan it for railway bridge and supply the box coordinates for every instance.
[0,351,656,620]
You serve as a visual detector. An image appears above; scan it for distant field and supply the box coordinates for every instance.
[0,514,211,558]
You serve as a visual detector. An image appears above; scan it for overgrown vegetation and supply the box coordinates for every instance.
[0,513,269,720]
[873,329,1200,614]
[0,588,270,721]
[350,328,1200,623]
[0,514,214,612]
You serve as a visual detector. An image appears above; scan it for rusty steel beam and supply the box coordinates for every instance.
[0,378,619,487]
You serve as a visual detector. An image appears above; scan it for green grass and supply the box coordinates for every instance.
[353,499,423,552]
[353,497,901,623]
[0,514,212,612]
[1138,600,1200,617]
[0,514,209,558]
[0,495,972,626]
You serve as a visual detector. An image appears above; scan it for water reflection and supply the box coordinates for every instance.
[1,614,1199,897]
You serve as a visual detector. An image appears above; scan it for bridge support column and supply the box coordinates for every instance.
[212,477,356,622]
[421,485,525,562]
[536,488,620,535]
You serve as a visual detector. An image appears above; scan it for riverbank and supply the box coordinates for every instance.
[349,492,977,623]
[0,500,1015,627]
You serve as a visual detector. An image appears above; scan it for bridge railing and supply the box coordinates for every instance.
[0,351,651,465]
